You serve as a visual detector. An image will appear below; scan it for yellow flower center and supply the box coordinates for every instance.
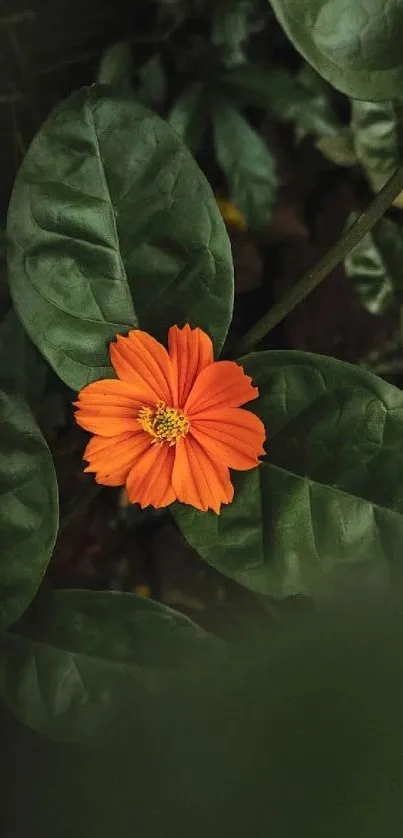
[137,401,190,446]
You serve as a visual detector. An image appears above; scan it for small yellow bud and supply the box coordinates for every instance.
[134,584,152,599]
[216,197,247,232]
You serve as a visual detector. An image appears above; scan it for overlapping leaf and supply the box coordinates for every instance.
[7,85,234,391]
[0,589,222,742]
[269,0,403,100]
[344,214,403,315]
[174,351,403,598]
[0,389,58,632]
[351,99,403,206]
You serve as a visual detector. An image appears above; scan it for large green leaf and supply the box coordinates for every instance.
[269,0,403,101]
[0,589,222,742]
[174,350,403,598]
[7,85,234,391]
[0,389,58,632]
[213,99,276,229]
[344,214,403,314]
[351,99,403,202]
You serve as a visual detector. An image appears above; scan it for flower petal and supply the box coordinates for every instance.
[75,408,140,437]
[190,407,266,471]
[74,378,144,435]
[110,330,174,404]
[126,443,176,508]
[168,324,213,407]
[83,432,150,486]
[185,361,258,415]
[172,436,234,514]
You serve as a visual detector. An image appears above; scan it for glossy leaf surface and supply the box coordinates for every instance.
[175,351,403,597]
[7,86,234,390]
[269,0,403,100]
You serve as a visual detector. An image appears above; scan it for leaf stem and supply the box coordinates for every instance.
[231,163,403,357]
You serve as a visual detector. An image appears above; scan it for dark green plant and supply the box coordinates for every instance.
[3,0,403,789]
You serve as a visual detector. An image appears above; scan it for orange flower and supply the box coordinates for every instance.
[74,325,265,514]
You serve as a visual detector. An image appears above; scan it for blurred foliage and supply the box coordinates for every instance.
[0,0,348,228]
[1,0,399,238]
[0,0,400,230]
[345,213,403,316]
[351,98,403,208]
[4,600,403,836]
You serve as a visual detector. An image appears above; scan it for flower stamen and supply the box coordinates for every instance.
[138,401,190,446]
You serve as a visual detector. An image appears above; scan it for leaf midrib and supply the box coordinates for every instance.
[87,97,128,289]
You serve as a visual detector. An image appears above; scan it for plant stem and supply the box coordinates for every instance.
[231,163,403,357]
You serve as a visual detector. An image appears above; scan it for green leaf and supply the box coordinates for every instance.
[315,130,357,167]
[221,64,341,143]
[136,54,166,109]
[7,85,234,391]
[168,83,206,155]
[0,389,58,633]
[0,589,222,742]
[0,308,48,406]
[269,0,403,100]
[213,99,276,229]
[351,99,403,199]
[96,41,133,90]
[212,0,265,68]
[344,214,403,314]
[292,63,343,144]
[23,588,222,664]
[174,350,403,598]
